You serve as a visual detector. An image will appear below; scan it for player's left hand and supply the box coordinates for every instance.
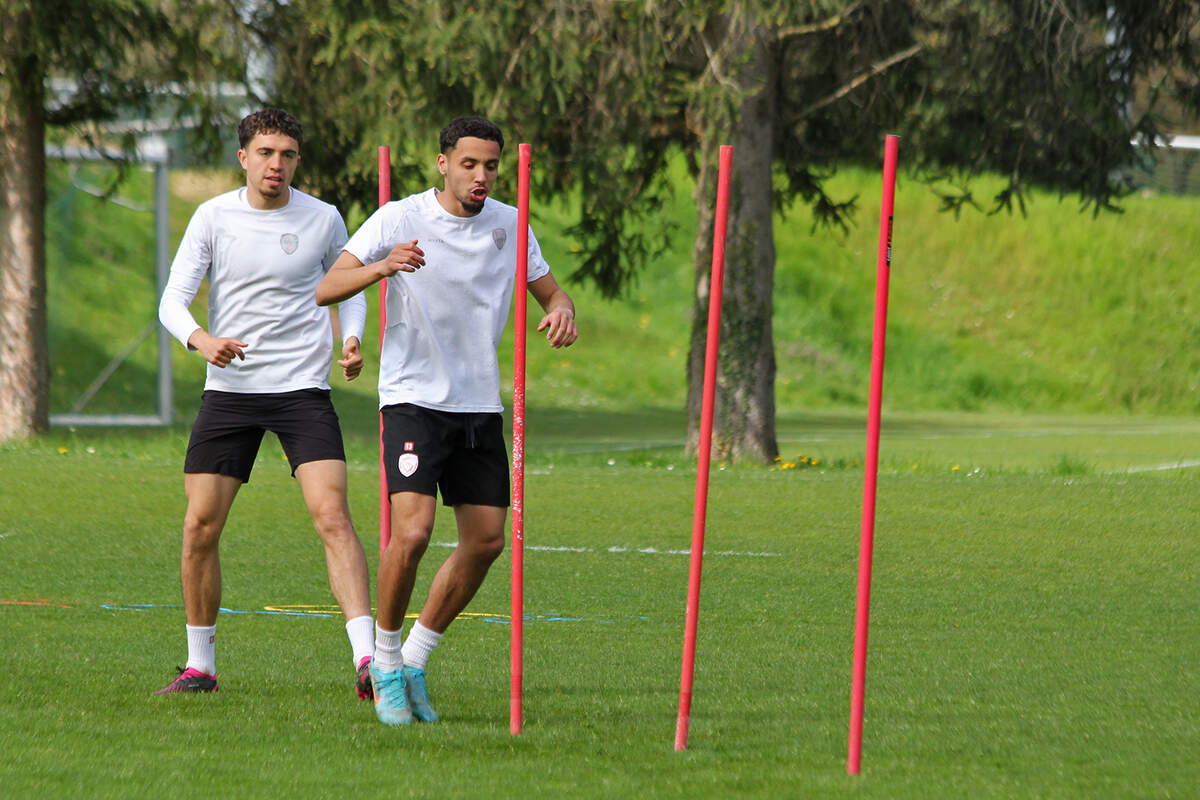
[340,336,364,381]
[537,310,577,348]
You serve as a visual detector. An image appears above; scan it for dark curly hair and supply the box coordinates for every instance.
[238,109,303,149]
[439,116,503,153]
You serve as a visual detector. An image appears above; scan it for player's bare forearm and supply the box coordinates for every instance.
[317,241,426,306]
[316,252,376,306]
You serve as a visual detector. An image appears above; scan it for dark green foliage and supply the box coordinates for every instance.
[246,1,1200,292]
[28,1,253,159]
[896,1,1200,215]
[251,0,693,297]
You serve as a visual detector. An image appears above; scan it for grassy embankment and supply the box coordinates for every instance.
[44,155,1199,440]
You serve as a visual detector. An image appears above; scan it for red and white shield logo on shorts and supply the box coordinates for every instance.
[398,452,419,477]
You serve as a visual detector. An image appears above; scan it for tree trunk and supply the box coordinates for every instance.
[0,4,51,441]
[686,12,778,464]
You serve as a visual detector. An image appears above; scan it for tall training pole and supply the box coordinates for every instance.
[378,146,391,556]
[675,144,733,752]
[848,134,899,776]
[511,142,532,735]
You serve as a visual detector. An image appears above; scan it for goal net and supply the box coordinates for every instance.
[45,143,173,426]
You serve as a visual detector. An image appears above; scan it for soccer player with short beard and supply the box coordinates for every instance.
[316,116,577,726]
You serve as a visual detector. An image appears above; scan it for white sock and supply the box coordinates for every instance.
[185,624,216,676]
[400,621,443,671]
[374,623,405,671]
[345,615,374,666]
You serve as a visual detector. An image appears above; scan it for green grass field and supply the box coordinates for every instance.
[4,154,1196,796]
[2,411,1198,798]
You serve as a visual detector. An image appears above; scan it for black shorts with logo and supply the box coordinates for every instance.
[381,403,509,508]
[184,389,346,483]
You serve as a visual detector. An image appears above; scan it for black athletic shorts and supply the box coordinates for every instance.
[381,403,509,508]
[184,389,346,483]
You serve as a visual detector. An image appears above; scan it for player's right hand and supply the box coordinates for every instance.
[339,336,363,381]
[190,330,248,368]
[379,240,425,275]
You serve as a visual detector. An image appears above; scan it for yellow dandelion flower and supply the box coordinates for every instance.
[57,447,68,454]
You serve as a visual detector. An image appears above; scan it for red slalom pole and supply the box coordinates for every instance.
[510,142,531,736]
[848,134,899,776]
[378,146,391,557]
[675,144,733,752]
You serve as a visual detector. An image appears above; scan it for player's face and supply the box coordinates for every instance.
[238,131,300,210]
[436,136,501,217]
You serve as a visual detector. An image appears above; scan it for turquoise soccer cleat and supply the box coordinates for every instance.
[369,664,413,726]
[403,666,440,723]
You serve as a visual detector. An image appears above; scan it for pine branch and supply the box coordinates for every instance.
[795,41,925,120]
[778,1,862,40]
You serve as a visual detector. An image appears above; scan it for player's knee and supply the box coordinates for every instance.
[474,532,505,563]
[310,503,354,541]
[390,527,432,561]
[182,513,222,551]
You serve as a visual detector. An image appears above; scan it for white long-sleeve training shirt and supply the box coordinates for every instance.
[343,188,549,413]
[159,186,366,393]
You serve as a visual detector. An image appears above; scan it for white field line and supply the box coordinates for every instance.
[1118,459,1200,474]
[551,424,1200,452]
[786,430,1200,444]
[904,429,1200,442]
[431,541,779,558]
[547,441,683,454]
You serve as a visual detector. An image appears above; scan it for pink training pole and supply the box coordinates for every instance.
[848,134,899,776]
[378,146,391,556]
[675,144,733,752]
[511,143,531,736]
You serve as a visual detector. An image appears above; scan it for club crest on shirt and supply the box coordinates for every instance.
[280,233,299,254]
[398,452,419,477]
[491,228,506,251]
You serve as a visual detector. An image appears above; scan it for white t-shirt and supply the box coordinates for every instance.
[343,188,550,413]
[159,187,366,393]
